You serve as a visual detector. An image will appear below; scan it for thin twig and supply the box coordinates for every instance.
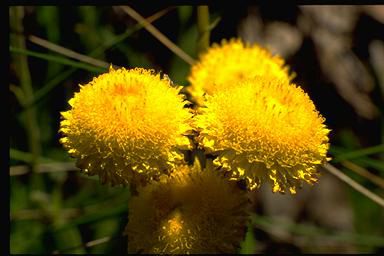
[120,6,196,65]
[52,236,120,254]
[324,163,384,208]
[28,35,111,69]
[10,162,78,176]
[341,160,384,189]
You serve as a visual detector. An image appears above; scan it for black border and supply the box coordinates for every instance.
[6,0,384,6]
[3,6,10,256]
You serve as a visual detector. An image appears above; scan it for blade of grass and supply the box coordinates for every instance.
[26,68,75,107]
[341,160,384,189]
[11,208,80,221]
[10,7,41,175]
[197,6,210,55]
[251,214,384,247]
[10,148,56,164]
[53,197,129,233]
[208,16,221,31]
[11,187,130,253]
[120,5,196,65]
[11,186,130,221]
[10,162,78,176]
[355,158,384,173]
[10,46,107,73]
[36,6,62,80]
[324,163,384,208]
[332,144,384,163]
[239,222,258,254]
[330,145,384,173]
[52,227,86,254]
[28,35,110,69]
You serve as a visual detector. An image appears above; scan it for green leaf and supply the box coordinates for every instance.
[238,223,257,254]
[10,46,107,73]
[332,144,384,163]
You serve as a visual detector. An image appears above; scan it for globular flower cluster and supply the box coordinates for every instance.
[60,67,193,186]
[124,161,249,254]
[194,76,330,193]
[59,38,330,254]
[187,38,294,105]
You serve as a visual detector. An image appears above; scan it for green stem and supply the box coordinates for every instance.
[332,144,384,163]
[9,46,106,73]
[197,6,210,55]
[10,7,41,175]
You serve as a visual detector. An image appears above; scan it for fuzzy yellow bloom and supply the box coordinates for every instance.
[195,76,330,194]
[124,161,249,254]
[59,67,193,186]
[188,38,294,105]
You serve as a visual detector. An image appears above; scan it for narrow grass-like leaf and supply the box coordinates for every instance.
[251,214,384,247]
[332,144,384,163]
[10,46,107,73]
[10,148,55,164]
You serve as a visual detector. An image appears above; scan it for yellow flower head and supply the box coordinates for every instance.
[195,76,330,194]
[59,67,193,186]
[187,38,294,105]
[124,161,249,254]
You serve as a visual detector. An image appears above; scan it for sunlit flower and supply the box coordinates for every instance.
[195,76,330,194]
[59,67,193,186]
[124,161,249,254]
[187,38,294,105]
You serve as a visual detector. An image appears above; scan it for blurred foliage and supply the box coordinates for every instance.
[9,5,384,254]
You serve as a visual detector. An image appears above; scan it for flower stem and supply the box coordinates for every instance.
[197,6,210,55]
[121,6,195,65]
[10,7,41,175]
[324,163,384,208]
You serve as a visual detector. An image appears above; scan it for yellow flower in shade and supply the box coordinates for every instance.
[59,67,193,186]
[187,38,294,105]
[194,76,330,194]
[124,161,249,254]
